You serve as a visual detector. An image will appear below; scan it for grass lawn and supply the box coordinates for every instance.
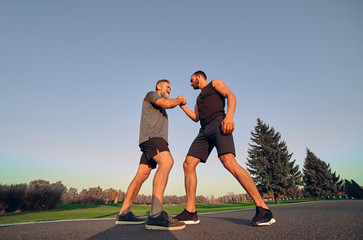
[0,198,314,225]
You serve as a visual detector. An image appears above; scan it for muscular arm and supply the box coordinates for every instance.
[180,104,199,122]
[154,97,185,109]
[212,79,236,134]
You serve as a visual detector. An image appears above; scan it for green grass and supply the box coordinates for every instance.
[0,198,314,225]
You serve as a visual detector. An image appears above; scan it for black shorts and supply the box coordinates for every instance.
[139,137,169,169]
[187,115,235,163]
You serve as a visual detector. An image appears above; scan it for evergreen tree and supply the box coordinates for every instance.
[330,169,344,196]
[246,118,302,204]
[303,149,335,200]
[344,179,363,199]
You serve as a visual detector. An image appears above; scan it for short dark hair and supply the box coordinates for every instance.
[155,79,170,91]
[192,70,207,80]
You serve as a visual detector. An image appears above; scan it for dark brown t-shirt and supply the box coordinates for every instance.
[197,81,225,127]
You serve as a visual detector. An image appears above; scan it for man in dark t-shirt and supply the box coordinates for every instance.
[116,79,186,231]
[175,71,276,226]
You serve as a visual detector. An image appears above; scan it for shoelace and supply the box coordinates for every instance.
[162,211,178,223]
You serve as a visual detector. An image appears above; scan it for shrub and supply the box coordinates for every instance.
[0,181,66,213]
[24,183,66,210]
[0,184,27,212]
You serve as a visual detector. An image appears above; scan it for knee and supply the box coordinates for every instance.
[183,157,197,173]
[183,161,189,172]
[160,157,174,170]
[134,172,150,185]
[155,151,174,170]
[140,171,151,182]
[167,158,174,169]
[220,154,237,170]
[139,168,152,180]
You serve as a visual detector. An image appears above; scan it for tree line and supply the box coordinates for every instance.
[0,180,256,213]
[1,118,362,213]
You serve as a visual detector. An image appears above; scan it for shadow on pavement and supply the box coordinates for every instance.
[202,215,252,226]
[87,224,179,240]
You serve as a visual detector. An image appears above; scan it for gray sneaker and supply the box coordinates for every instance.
[145,211,186,230]
[115,211,145,225]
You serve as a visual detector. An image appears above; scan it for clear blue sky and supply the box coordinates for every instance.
[1,0,362,197]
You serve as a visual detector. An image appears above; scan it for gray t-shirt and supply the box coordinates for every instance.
[139,91,168,145]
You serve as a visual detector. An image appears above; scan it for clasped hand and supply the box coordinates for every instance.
[177,95,187,105]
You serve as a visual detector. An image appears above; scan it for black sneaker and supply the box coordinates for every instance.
[174,209,200,224]
[115,211,145,225]
[251,207,276,226]
[145,211,186,230]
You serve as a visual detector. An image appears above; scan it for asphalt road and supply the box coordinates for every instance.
[1,200,362,240]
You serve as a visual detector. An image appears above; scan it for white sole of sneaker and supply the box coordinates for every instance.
[181,220,200,225]
[115,221,145,225]
[145,224,186,230]
[253,218,276,226]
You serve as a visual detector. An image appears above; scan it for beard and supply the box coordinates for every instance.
[192,79,199,89]
[160,90,170,99]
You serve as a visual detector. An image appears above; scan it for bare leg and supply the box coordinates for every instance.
[150,151,174,215]
[219,153,268,209]
[183,156,200,212]
[120,164,152,214]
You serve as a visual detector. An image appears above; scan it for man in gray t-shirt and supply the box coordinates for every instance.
[116,79,187,231]
[139,90,169,145]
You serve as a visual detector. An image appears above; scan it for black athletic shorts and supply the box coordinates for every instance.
[139,137,169,169]
[187,115,236,163]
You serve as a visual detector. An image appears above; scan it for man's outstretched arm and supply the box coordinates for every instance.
[180,103,199,122]
[154,95,186,109]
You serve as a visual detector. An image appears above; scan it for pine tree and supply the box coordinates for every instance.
[303,149,335,200]
[344,179,363,199]
[330,169,344,196]
[246,118,302,204]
